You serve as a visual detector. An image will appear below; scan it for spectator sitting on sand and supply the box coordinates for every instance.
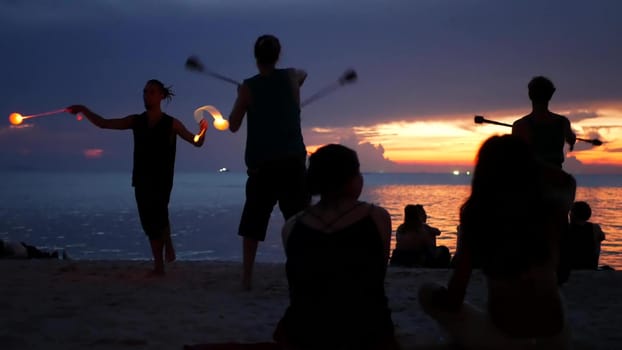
[391,204,451,268]
[273,144,398,350]
[419,135,576,349]
[0,239,68,259]
[567,201,606,270]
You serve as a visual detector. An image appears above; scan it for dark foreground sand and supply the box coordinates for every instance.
[2,261,620,349]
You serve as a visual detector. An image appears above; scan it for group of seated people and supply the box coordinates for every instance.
[390,204,451,268]
[390,200,607,271]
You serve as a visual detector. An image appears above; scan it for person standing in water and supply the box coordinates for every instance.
[512,76,576,168]
[67,79,207,275]
[228,34,309,290]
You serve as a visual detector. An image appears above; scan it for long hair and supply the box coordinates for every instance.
[460,135,552,277]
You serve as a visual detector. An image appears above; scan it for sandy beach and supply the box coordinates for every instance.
[1,260,620,349]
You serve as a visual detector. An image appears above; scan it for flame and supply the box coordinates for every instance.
[194,105,230,131]
[9,113,23,125]
[213,118,229,131]
[193,128,206,143]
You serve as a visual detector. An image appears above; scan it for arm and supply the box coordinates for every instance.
[173,118,207,147]
[594,224,606,242]
[281,213,302,251]
[288,68,307,87]
[563,118,577,151]
[371,205,393,264]
[512,119,530,145]
[66,105,135,130]
[228,84,250,133]
[445,230,472,311]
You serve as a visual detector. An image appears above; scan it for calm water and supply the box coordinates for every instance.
[1,171,621,269]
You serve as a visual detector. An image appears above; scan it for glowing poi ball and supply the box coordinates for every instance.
[9,113,24,125]
[194,105,229,131]
[213,118,229,131]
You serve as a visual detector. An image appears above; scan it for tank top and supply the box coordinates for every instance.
[243,69,306,168]
[282,214,394,348]
[131,112,176,190]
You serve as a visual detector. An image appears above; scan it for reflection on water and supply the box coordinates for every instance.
[1,171,620,269]
[363,185,622,270]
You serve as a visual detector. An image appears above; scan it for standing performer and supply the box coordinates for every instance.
[512,76,576,168]
[228,34,309,290]
[67,79,207,275]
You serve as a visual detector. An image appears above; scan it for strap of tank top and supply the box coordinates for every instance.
[305,201,367,231]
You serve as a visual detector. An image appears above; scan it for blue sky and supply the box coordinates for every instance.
[1,0,621,173]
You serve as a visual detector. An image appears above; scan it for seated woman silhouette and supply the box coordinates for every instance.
[274,144,397,350]
[391,204,451,268]
[567,201,606,270]
[418,135,575,349]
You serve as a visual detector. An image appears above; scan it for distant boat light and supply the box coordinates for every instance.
[453,170,460,176]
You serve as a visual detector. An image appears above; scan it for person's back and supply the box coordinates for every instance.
[283,211,392,348]
[392,223,434,267]
[512,76,576,168]
[276,144,396,350]
[244,69,305,167]
[513,112,568,167]
[567,201,605,270]
[392,204,449,267]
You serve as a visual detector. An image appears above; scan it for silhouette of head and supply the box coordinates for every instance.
[570,201,592,222]
[143,79,174,110]
[403,204,425,228]
[307,144,362,198]
[254,34,281,66]
[528,76,556,104]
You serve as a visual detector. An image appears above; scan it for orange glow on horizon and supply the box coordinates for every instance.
[304,100,622,172]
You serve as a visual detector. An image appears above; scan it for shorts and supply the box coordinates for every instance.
[134,186,172,240]
[239,155,310,241]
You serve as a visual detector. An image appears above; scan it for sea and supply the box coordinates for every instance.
[1,171,621,269]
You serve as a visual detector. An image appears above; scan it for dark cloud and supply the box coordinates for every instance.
[1,0,621,172]
[338,132,398,173]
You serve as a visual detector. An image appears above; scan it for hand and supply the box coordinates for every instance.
[66,105,86,115]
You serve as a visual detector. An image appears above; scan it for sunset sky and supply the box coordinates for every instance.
[1,0,621,174]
